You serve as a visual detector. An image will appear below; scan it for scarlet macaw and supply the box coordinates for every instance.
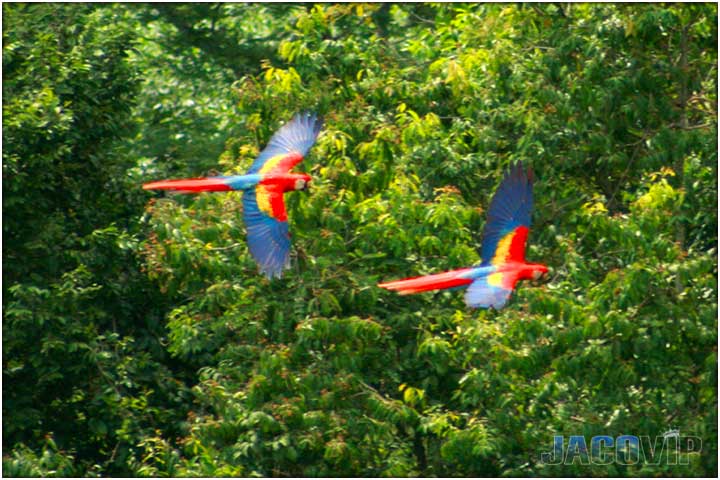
[378,162,547,309]
[143,112,323,278]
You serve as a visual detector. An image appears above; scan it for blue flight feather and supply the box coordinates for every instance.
[247,112,323,174]
[479,162,534,266]
[242,189,291,278]
[464,275,513,309]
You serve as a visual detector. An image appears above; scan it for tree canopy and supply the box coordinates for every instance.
[3,3,717,477]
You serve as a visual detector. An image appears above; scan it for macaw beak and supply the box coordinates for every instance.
[531,265,549,282]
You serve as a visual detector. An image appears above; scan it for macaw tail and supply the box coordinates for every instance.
[142,177,233,193]
[378,268,474,295]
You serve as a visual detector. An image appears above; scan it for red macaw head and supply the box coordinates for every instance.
[293,173,312,191]
[529,263,548,280]
[261,173,312,192]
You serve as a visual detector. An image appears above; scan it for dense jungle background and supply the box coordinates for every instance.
[2,3,718,477]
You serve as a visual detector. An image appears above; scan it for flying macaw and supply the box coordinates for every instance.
[143,112,323,278]
[378,162,547,309]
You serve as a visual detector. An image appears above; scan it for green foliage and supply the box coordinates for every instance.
[4,2,717,477]
[3,4,190,475]
[2,437,78,478]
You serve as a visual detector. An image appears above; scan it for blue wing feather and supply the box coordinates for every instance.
[242,189,291,278]
[464,276,514,309]
[480,162,534,266]
[247,112,323,174]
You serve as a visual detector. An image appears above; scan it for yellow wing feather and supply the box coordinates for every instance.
[486,272,505,287]
[491,232,515,265]
[255,185,274,216]
[258,154,287,175]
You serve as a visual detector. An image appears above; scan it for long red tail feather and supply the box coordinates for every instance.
[378,268,473,295]
[142,177,232,193]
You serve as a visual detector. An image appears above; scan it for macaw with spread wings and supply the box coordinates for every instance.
[143,112,323,278]
[378,162,547,309]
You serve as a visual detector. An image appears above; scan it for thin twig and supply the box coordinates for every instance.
[208,243,243,251]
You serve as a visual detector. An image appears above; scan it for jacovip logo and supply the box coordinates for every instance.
[541,430,701,465]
